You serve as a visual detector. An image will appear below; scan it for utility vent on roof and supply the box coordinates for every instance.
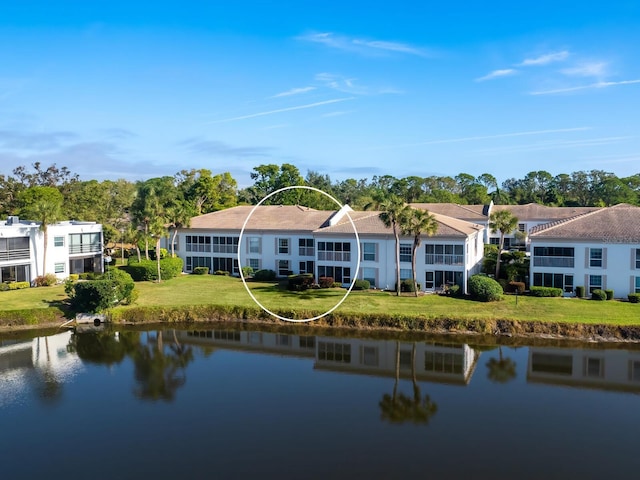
[6,216,19,225]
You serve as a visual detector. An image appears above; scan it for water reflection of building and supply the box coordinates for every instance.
[0,331,83,405]
[314,338,479,385]
[172,329,480,385]
[527,347,640,393]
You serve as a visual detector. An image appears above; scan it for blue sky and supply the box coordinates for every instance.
[1,1,639,187]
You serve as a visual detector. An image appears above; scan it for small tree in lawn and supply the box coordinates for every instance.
[489,209,518,280]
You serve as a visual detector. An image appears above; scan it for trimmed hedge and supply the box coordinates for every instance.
[397,278,421,293]
[71,280,117,313]
[468,275,503,302]
[318,276,334,288]
[530,286,563,297]
[628,293,640,303]
[34,273,58,287]
[605,289,614,300]
[287,273,314,291]
[241,266,254,277]
[352,279,370,290]
[575,286,586,298]
[193,267,209,275]
[591,289,607,301]
[253,269,276,281]
[125,257,183,281]
[214,270,230,276]
[508,281,526,294]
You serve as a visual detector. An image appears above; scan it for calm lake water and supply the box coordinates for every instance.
[2,324,640,479]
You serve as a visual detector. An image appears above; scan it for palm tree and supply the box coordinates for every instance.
[367,194,409,296]
[19,186,63,276]
[401,208,438,296]
[486,346,517,384]
[167,202,193,257]
[489,209,518,279]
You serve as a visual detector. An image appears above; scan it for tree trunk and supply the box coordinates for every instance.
[412,237,419,297]
[144,223,149,260]
[495,232,504,279]
[394,223,401,296]
[171,228,178,257]
[136,246,141,263]
[156,236,162,283]
[42,226,48,276]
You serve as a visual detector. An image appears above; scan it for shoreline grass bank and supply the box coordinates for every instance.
[1,275,640,342]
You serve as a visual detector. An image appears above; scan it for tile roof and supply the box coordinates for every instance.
[189,205,333,232]
[410,203,489,221]
[492,203,600,220]
[529,204,640,243]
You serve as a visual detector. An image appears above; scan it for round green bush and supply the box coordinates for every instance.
[353,279,370,290]
[591,289,607,301]
[628,293,640,303]
[253,269,276,281]
[529,286,563,297]
[605,289,614,300]
[193,266,209,275]
[468,274,503,302]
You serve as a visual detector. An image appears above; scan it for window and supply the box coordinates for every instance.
[584,357,604,378]
[635,276,640,294]
[54,236,64,247]
[425,352,464,374]
[54,263,65,274]
[589,275,602,293]
[248,258,261,270]
[399,244,412,263]
[213,257,238,274]
[248,237,261,254]
[213,330,241,342]
[361,346,379,367]
[636,249,640,269]
[533,247,574,268]
[299,336,315,349]
[298,238,314,256]
[69,233,101,254]
[425,244,464,265]
[533,273,574,293]
[518,223,526,233]
[186,256,211,272]
[0,237,30,261]
[362,242,376,261]
[0,265,29,283]
[590,248,603,268]
[276,334,291,347]
[317,242,351,262]
[318,341,351,363]
[362,267,377,287]
[400,268,412,280]
[531,353,573,375]
[212,236,238,254]
[318,266,351,284]
[631,361,640,382]
[186,235,211,253]
[299,261,314,275]
[278,238,289,255]
[278,259,290,276]
[399,350,412,369]
[425,271,434,289]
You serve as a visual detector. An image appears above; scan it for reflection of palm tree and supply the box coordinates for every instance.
[35,336,62,405]
[379,342,438,425]
[486,346,517,383]
[68,329,139,365]
[133,330,193,402]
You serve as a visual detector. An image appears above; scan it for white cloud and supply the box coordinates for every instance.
[207,98,355,123]
[475,69,518,82]
[530,79,640,95]
[321,110,353,118]
[270,86,316,98]
[561,62,608,78]
[298,32,430,57]
[518,51,570,66]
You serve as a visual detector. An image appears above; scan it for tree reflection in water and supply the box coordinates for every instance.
[485,346,517,384]
[133,330,194,402]
[379,342,438,425]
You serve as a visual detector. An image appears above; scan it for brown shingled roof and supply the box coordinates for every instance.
[410,203,488,221]
[189,205,333,232]
[492,203,600,221]
[529,204,640,243]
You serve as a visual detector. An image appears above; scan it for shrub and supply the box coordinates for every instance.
[125,257,183,281]
[628,293,640,303]
[468,274,503,302]
[605,289,614,300]
[193,266,209,275]
[352,279,370,290]
[591,289,607,301]
[318,276,334,288]
[530,286,563,297]
[253,269,276,281]
[34,273,58,287]
[332,282,342,288]
[160,257,183,279]
[575,285,586,298]
[508,281,526,294]
[78,272,100,280]
[241,266,254,277]
[71,280,117,313]
[398,278,421,293]
[447,284,461,297]
[0,283,9,292]
[214,270,230,276]
[287,273,314,291]
[69,274,80,282]
[7,281,30,290]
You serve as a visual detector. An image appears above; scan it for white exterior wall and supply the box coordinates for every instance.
[0,219,103,284]
[530,239,640,297]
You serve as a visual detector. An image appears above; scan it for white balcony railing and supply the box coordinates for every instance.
[0,248,30,262]
[425,254,464,266]
[318,251,351,262]
[533,256,575,268]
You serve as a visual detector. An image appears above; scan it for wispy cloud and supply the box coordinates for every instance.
[207,98,355,123]
[474,136,632,155]
[530,79,640,95]
[321,110,353,118]
[270,86,316,98]
[315,72,401,96]
[475,69,518,82]
[561,62,608,78]
[180,138,275,157]
[518,51,570,66]
[0,130,77,150]
[298,32,431,57]
[360,127,591,151]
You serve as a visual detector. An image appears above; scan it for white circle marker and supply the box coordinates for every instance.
[237,185,361,323]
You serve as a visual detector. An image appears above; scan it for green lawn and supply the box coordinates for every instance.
[2,274,639,326]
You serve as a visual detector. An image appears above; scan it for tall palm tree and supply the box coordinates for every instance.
[401,208,438,296]
[19,186,63,276]
[367,194,409,296]
[167,202,194,257]
[489,209,518,279]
